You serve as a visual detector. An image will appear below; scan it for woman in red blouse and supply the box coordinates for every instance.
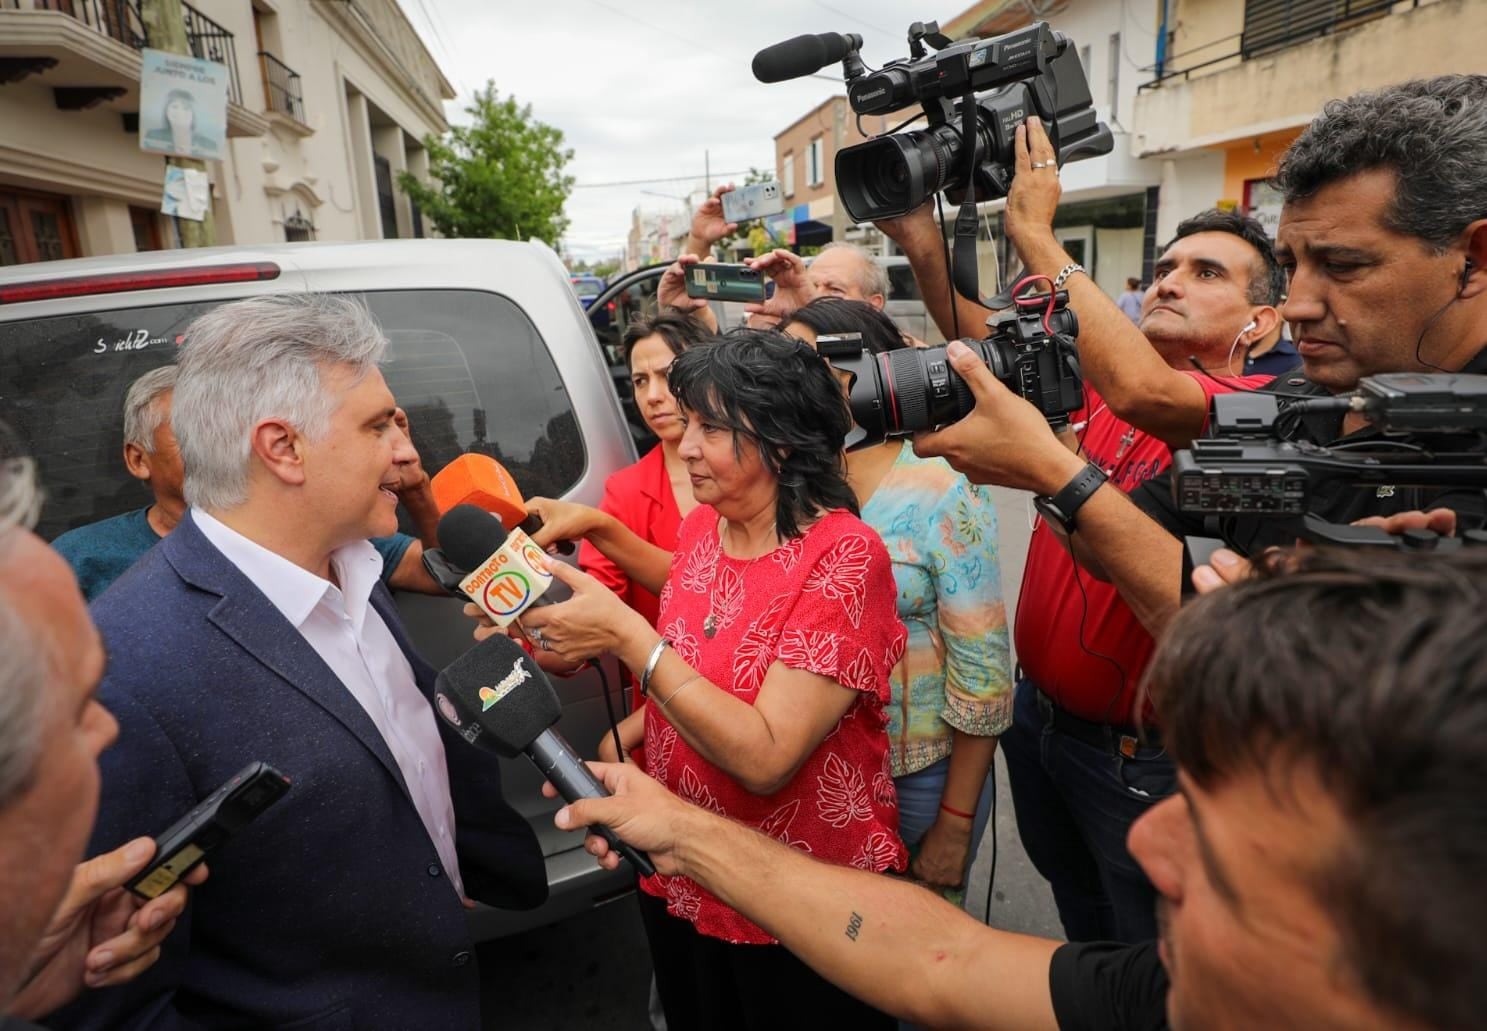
[573,312,706,701]
[522,332,908,1029]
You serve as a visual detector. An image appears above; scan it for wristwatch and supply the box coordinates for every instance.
[1034,462,1108,534]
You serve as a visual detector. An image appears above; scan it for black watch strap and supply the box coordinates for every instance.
[1036,462,1108,534]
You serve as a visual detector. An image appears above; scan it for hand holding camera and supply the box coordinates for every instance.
[1004,117,1065,247]
[658,255,721,334]
[742,249,815,320]
[912,340,1087,494]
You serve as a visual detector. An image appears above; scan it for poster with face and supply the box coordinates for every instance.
[139,48,228,161]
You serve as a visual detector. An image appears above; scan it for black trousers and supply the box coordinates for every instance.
[637,888,895,1031]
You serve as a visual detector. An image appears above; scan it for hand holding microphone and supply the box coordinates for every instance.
[434,635,656,877]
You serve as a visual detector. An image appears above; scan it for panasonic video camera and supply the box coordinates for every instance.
[818,287,1083,448]
[835,21,1113,222]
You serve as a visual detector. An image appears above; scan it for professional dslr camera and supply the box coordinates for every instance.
[1172,373,1487,551]
[818,283,1083,448]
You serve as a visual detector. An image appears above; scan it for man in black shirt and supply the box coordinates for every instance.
[552,546,1487,1029]
[910,74,1487,635]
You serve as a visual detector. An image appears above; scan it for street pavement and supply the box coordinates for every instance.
[479,486,1063,1028]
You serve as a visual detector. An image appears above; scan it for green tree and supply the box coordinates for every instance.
[399,82,575,245]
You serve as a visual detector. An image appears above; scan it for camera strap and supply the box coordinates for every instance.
[951,88,985,309]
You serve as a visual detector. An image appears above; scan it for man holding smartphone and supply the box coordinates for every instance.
[0,432,200,1027]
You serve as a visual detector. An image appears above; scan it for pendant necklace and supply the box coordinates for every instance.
[702,516,776,639]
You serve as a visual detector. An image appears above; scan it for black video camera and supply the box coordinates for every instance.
[834,21,1113,223]
[1172,373,1487,551]
[817,285,1083,449]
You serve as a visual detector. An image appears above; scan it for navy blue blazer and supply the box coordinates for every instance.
[52,514,546,1030]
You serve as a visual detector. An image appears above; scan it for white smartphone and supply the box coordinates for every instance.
[722,181,785,224]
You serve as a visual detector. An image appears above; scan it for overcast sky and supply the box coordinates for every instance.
[396,0,935,262]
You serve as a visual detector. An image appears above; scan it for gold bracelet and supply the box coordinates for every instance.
[658,675,701,708]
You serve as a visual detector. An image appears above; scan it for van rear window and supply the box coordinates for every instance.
[0,289,585,542]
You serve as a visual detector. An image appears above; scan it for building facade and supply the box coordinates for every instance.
[0,0,453,265]
[1132,0,1484,244]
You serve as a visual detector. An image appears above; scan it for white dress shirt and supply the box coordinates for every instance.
[194,509,465,897]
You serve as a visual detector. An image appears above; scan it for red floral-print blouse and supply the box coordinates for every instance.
[640,506,910,944]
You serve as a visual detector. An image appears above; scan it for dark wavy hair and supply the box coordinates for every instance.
[621,310,709,367]
[1275,75,1487,251]
[1145,546,1487,1030]
[781,297,908,356]
[666,330,856,538]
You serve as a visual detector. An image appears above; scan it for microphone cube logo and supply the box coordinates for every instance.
[458,528,554,627]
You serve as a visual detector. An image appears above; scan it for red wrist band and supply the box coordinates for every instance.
[939,801,975,820]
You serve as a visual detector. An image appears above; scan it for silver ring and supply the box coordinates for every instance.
[531,629,547,650]
[1031,160,1053,169]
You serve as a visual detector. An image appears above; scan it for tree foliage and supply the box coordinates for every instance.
[399,82,575,245]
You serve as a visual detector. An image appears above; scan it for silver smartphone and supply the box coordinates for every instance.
[722,181,785,224]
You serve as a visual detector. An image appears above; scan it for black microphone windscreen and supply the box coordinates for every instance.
[435,634,562,758]
[439,504,510,572]
[753,33,841,83]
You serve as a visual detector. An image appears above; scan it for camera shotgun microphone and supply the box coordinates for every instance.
[752,32,864,83]
[435,635,656,877]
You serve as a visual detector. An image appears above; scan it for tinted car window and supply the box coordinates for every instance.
[0,289,584,542]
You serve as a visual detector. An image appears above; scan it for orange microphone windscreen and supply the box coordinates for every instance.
[430,453,527,528]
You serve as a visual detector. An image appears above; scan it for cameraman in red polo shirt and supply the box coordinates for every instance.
[876,117,1290,944]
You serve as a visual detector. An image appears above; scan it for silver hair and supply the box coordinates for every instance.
[819,241,890,301]
[0,421,44,811]
[172,294,387,511]
[1276,75,1487,250]
[121,365,179,453]
[0,592,46,810]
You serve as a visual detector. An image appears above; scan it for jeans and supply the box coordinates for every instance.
[1001,677,1175,943]
[894,755,994,914]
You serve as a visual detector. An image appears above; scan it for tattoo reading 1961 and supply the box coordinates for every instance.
[845,911,864,941]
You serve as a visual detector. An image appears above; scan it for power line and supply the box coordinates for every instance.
[573,170,755,189]
[581,0,727,59]
[808,0,897,39]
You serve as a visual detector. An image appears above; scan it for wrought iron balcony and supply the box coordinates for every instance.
[1,0,242,105]
[0,0,146,48]
[180,1,241,106]
[257,50,304,123]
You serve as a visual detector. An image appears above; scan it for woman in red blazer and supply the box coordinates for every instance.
[581,311,708,702]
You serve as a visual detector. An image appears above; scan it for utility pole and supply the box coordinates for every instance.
[704,149,710,194]
[141,0,215,247]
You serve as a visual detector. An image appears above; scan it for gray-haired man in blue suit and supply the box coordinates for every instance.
[52,294,546,1030]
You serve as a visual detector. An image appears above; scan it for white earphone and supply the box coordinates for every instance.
[1226,320,1262,375]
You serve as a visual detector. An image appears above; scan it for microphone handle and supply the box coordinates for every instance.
[527,729,657,877]
[519,514,575,556]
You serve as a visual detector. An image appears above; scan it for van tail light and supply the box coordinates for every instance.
[606,300,616,314]
[0,262,281,305]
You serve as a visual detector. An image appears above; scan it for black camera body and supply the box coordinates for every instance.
[1171,375,1487,550]
[818,291,1083,448]
[835,21,1113,222]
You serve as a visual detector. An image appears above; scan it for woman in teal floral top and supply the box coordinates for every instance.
[783,299,1012,906]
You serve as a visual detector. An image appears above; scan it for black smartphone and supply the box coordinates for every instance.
[684,263,768,303]
[126,761,291,900]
